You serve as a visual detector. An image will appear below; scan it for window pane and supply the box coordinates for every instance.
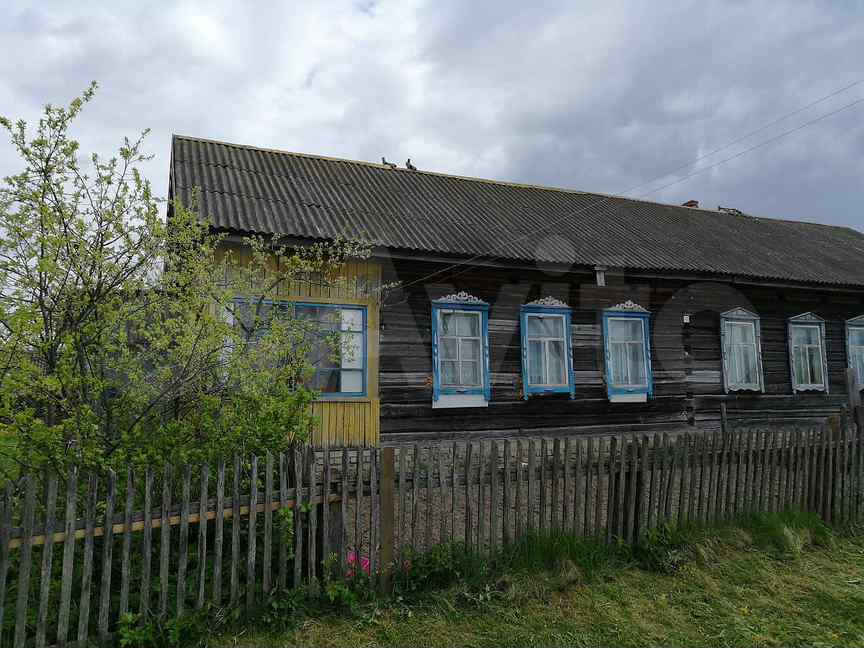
[340,331,363,369]
[341,309,363,332]
[854,350,864,385]
[441,338,458,360]
[793,346,809,385]
[627,342,646,386]
[609,319,642,342]
[850,328,864,347]
[441,312,455,336]
[740,346,756,385]
[528,339,545,384]
[315,369,341,393]
[340,370,363,393]
[441,361,459,385]
[807,346,823,385]
[729,322,755,344]
[792,325,818,346]
[461,338,481,363]
[528,315,564,338]
[548,340,566,385]
[461,361,480,386]
[456,313,480,337]
[610,343,628,384]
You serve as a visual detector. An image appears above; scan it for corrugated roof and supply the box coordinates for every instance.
[170,135,864,287]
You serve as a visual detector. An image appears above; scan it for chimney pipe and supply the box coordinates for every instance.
[682,200,699,208]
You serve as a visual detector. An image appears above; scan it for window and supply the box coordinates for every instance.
[602,302,653,402]
[232,298,367,397]
[431,293,491,408]
[520,298,575,399]
[720,308,764,393]
[848,315,864,389]
[788,313,828,393]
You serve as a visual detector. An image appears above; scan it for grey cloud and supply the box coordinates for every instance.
[1,0,861,231]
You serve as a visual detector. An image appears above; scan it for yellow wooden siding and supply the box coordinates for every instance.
[218,243,381,447]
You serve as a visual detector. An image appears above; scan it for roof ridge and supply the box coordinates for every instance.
[172,133,859,232]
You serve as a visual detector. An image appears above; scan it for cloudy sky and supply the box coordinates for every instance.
[1,0,862,230]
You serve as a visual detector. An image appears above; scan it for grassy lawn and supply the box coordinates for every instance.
[211,520,864,648]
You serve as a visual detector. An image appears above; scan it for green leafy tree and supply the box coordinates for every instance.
[0,83,373,476]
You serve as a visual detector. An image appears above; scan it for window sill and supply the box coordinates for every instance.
[433,394,489,409]
[609,393,648,403]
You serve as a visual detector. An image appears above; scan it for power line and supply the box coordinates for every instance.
[391,82,864,293]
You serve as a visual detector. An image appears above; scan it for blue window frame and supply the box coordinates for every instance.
[520,298,575,400]
[431,293,491,404]
[720,307,764,393]
[231,298,367,398]
[602,301,653,402]
[788,312,828,394]
[847,315,864,389]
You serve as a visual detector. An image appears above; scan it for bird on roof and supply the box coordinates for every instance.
[381,156,397,169]
[406,159,417,171]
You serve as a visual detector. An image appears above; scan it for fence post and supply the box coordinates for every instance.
[380,447,395,593]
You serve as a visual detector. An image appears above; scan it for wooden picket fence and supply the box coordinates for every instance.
[0,417,862,647]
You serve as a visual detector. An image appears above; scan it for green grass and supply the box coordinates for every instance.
[209,513,864,647]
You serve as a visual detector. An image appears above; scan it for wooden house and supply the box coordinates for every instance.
[168,135,864,447]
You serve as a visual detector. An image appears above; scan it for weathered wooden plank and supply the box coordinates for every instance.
[605,435,617,543]
[398,446,407,558]
[583,436,593,536]
[503,439,512,546]
[767,431,777,513]
[340,449,349,575]
[678,433,691,527]
[664,434,676,523]
[515,440,524,539]
[646,434,658,530]
[307,448,318,589]
[412,443,420,550]
[490,440,499,555]
[438,444,447,546]
[380,447,395,591]
[450,442,458,545]
[55,471,77,648]
[733,429,744,518]
[478,441,486,549]
[745,429,756,514]
[424,446,433,552]
[464,442,473,548]
[617,434,626,539]
[231,456,241,604]
[247,455,259,607]
[551,438,561,532]
[654,434,665,529]
[563,438,572,533]
[97,470,117,641]
[293,450,304,588]
[527,439,536,534]
[140,468,153,616]
[119,469,135,618]
[264,453,274,595]
[158,465,172,619]
[76,475,98,645]
[706,431,717,522]
[594,436,604,539]
[370,448,379,582]
[177,465,192,617]
[197,464,210,609]
[0,484,12,648]
[213,460,226,605]
[573,439,583,536]
[626,434,638,544]
[14,475,37,648]
[538,438,547,533]
[35,475,58,648]
[353,446,362,569]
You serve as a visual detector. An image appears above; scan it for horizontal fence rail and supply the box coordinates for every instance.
[0,416,862,647]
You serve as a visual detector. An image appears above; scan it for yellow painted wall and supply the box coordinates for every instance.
[218,242,381,447]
